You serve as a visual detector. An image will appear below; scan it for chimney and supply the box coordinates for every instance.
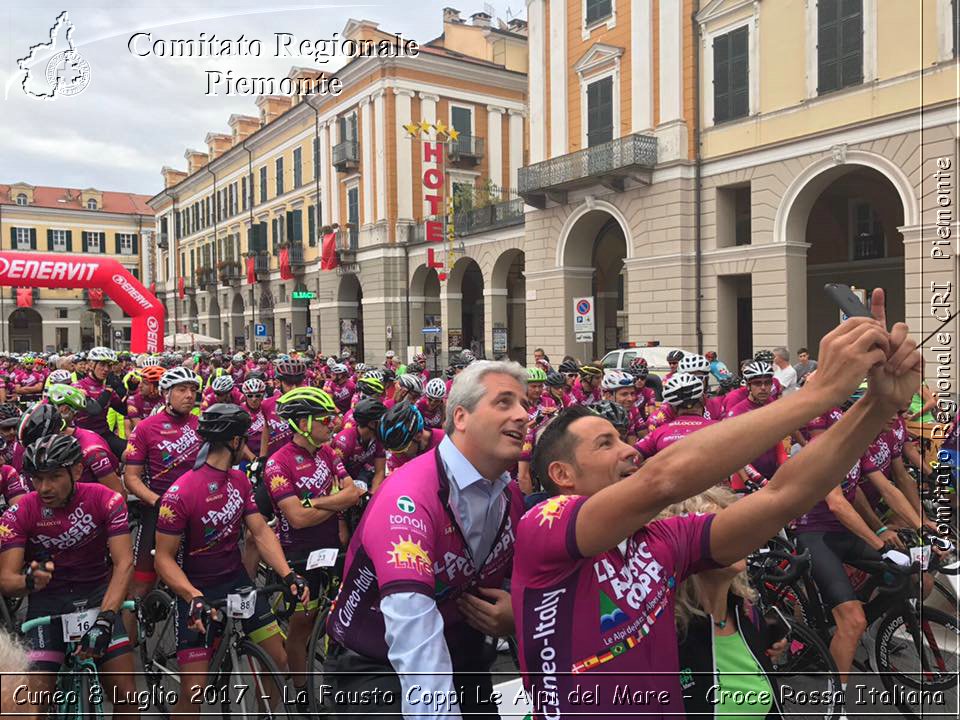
[184,149,208,175]
[162,166,188,189]
[470,11,491,28]
[287,66,324,103]
[205,132,232,160]
[443,7,462,24]
[256,95,291,125]
[507,18,528,35]
[228,114,260,145]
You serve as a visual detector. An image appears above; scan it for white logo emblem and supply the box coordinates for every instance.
[17,12,90,99]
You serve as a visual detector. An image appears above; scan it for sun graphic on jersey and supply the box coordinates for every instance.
[386,536,432,576]
[0,524,12,540]
[269,474,287,492]
[158,505,176,522]
[537,495,573,528]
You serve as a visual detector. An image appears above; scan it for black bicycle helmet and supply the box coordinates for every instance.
[377,402,424,452]
[667,350,685,364]
[591,401,630,431]
[558,360,579,374]
[754,349,775,364]
[23,434,83,475]
[0,402,21,429]
[197,403,252,443]
[545,371,566,388]
[380,368,396,384]
[353,398,388,427]
[18,403,64,447]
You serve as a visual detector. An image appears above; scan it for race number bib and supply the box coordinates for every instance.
[307,548,339,570]
[226,590,257,619]
[61,608,99,642]
[910,545,931,571]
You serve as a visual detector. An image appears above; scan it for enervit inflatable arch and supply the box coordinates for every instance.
[0,252,164,353]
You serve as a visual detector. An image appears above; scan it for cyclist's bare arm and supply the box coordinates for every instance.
[259,431,269,459]
[123,463,159,506]
[244,512,294,580]
[851,487,885,531]
[0,547,32,595]
[154,532,202,603]
[900,438,927,475]
[890,455,926,515]
[101,533,134,613]
[371,457,386,492]
[99,471,123,496]
[863,469,922,529]
[825,487,885,550]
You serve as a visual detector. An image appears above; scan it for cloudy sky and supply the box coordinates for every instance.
[1,1,522,197]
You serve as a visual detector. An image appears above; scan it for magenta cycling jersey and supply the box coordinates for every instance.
[571,380,601,406]
[156,464,258,585]
[324,379,356,413]
[801,406,843,442]
[0,483,128,593]
[415,397,445,429]
[201,386,243,410]
[386,428,445,473]
[725,397,781,480]
[124,409,202,495]
[74,376,125,435]
[633,386,657,419]
[793,454,863,534]
[73,428,119,485]
[722,377,783,411]
[332,425,385,479]
[259,395,293,457]
[127,391,162,422]
[265,441,349,552]
[0,464,29,505]
[6,441,24,474]
[11,370,44,391]
[243,404,266,455]
[859,433,897,509]
[512,495,717,719]
[327,447,524,663]
[634,415,717,459]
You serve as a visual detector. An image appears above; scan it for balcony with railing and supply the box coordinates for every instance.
[518,133,658,208]
[285,242,306,270]
[408,186,524,243]
[335,227,359,256]
[332,140,359,172]
[217,259,244,284]
[197,266,216,291]
[252,253,270,280]
[447,134,484,164]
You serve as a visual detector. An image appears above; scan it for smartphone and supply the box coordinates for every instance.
[824,283,872,319]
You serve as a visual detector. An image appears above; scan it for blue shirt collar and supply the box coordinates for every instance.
[437,435,511,492]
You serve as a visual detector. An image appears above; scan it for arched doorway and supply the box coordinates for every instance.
[187,296,199,334]
[338,274,363,360]
[207,294,222,344]
[448,257,485,358]
[8,308,43,352]
[410,264,442,371]
[79,309,112,350]
[490,249,526,362]
[560,209,628,360]
[231,293,245,349]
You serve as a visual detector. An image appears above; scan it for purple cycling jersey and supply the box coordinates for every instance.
[156,464,259,585]
[265,441,349,552]
[634,414,716,459]
[327,447,524,663]
[243,403,266,455]
[259,395,292,457]
[0,464,28,504]
[723,377,783,410]
[127,391,162,423]
[793,454,864,534]
[386,428,445,473]
[0,483,128,593]
[73,428,119,485]
[332,425,385,479]
[73,376,125,435]
[801,406,844,441]
[415,397,445,429]
[512,495,716,719]
[725,397,780,479]
[860,432,896,508]
[201,386,244,410]
[324,379,356,414]
[124,409,202,495]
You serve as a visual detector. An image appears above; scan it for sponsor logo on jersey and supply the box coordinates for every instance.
[537,495,573,528]
[396,496,415,513]
[387,536,431,576]
[158,505,176,522]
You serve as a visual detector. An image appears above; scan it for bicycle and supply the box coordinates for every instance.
[19,599,136,720]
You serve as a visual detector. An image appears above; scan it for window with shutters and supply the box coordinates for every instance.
[818,0,863,95]
[15,194,27,206]
[293,147,303,188]
[241,177,248,211]
[276,157,285,196]
[451,106,472,136]
[15,228,31,251]
[308,205,317,246]
[585,0,612,25]
[713,26,749,123]
[586,76,614,147]
[51,230,68,252]
[347,187,359,227]
[86,232,103,253]
[260,166,268,203]
[850,201,885,260]
[118,233,136,255]
[338,113,358,143]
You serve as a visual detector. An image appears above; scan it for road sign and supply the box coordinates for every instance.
[305,326,313,336]
[573,296,595,332]
[576,332,594,344]
[422,327,441,334]
[255,323,267,338]
[386,325,393,340]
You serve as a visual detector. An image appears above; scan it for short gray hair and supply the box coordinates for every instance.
[444,360,527,435]
[773,346,790,362]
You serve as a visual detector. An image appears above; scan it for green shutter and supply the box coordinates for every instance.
[47,229,53,251]
[132,234,139,255]
[65,230,73,252]
[30,228,36,249]
[308,206,316,246]
[8,227,14,249]
[115,233,122,254]
[81,232,88,252]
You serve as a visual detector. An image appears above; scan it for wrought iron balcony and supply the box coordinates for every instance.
[447,134,484,163]
[197,267,216,291]
[253,253,271,280]
[518,133,658,208]
[335,228,359,257]
[457,198,525,236]
[287,242,306,270]
[332,141,359,172]
[218,260,244,284]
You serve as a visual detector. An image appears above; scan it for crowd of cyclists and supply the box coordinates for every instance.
[0,286,956,719]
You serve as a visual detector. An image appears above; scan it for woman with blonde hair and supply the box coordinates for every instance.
[664,486,788,720]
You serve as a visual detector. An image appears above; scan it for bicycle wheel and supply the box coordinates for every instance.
[139,594,178,718]
[217,639,289,719]
[305,604,332,715]
[875,606,960,719]
[768,619,842,720]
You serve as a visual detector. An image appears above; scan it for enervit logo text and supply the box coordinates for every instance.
[112,273,154,311]
[145,315,160,351]
[0,257,97,283]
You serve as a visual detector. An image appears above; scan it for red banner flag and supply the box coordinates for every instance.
[16,288,32,307]
[246,256,256,284]
[178,276,185,299]
[149,282,156,294]
[88,287,104,309]
[279,247,293,280]
[320,232,339,271]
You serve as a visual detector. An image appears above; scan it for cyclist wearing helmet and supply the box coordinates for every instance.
[201,374,243,410]
[379,401,443,473]
[602,370,647,442]
[724,361,787,483]
[526,367,557,427]
[635,374,718,462]
[265,387,365,703]
[351,374,385,413]
[408,352,430,383]
[392,372,423,407]
[333,398,388,493]
[323,363,356,415]
[123,367,203,632]
[11,356,45,402]
[259,359,308,458]
[416,377,448,429]
[572,364,603,405]
[384,349,399,371]
[239,377,268,458]
[44,368,73,390]
[0,403,22,469]
[126,365,165,434]
[74,346,128,458]
[591,400,632,441]
[380,367,398,405]
[0,434,137,716]
[665,349,685,380]
[155,404,307,720]
[544,371,574,410]
[648,354,713,431]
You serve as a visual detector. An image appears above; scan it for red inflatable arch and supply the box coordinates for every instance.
[0,252,165,353]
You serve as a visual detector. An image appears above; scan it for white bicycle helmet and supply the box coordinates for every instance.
[425,377,447,400]
[742,361,775,382]
[678,354,711,375]
[88,346,117,363]
[232,353,245,364]
[136,354,153,368]
[398,374,424,394]
[355,363,368,373]
[601,370,635,391]
[159,367,201,392]
[211,375,235,394]
[46,369,73,386]
[327,357,338,368]
[364,369,384,382]
[331,363,348,375]
[662,373,706,406]
[241,377,266,395]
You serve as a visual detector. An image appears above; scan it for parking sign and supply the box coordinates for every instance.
[573,296,595,332]
[255,323,267,338]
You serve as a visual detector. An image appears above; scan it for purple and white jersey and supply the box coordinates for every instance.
[74,428,119,485]
[124,409,201,495]
[634,415,717,459]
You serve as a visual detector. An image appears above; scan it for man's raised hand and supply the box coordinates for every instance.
[812,316,888,407]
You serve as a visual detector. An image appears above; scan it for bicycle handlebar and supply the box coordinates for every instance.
[207,582,299,622]
[748,547,811,586]
[20,599,136,634]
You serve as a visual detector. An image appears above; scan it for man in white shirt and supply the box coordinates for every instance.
[773,346,799,395]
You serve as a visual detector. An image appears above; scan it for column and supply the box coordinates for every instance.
[631,0,653,133]
[656,0,686,161]
[483,287,508,360]
[373,90,387,222]
[439,286,462,367]
[420,93,439,217]
[486,106,504,191]
[328,119,340,225]
[527,0,547,163]
[318,122,330,226]
[548,0,567,158]
[394,88,415,221]
[524,266,594,362]
[508,110,524,191]
[360,96,374,227]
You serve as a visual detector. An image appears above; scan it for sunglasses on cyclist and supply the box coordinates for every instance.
[245,393,264,400]
[314,415,337,427]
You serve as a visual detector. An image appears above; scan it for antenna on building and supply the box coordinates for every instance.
[505,5,513,19]
[484,2,496,19]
